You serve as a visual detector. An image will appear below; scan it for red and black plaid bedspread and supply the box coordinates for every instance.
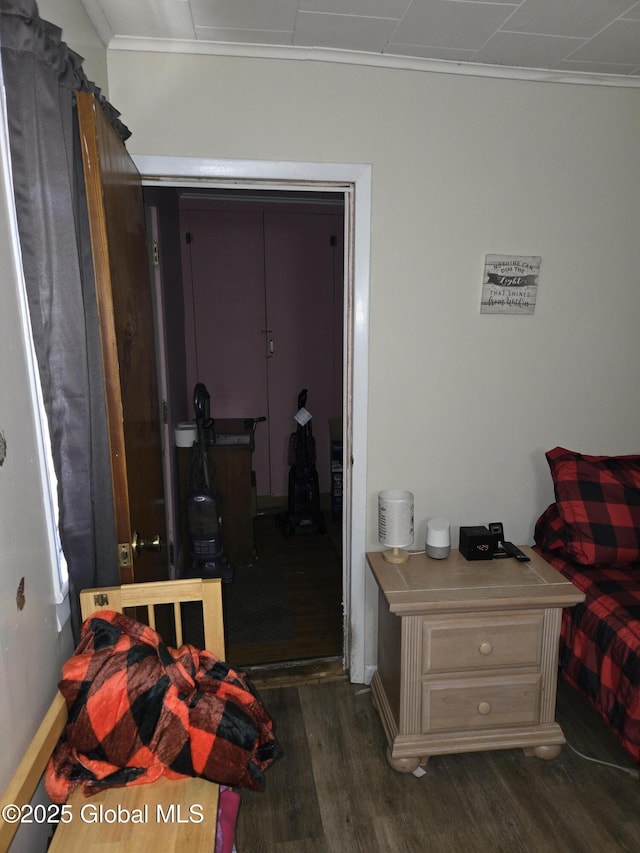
[45,610,281,803]
[535,504,640,762]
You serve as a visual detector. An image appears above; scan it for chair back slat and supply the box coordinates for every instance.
[146,604,156,632]
[173,602,184,647]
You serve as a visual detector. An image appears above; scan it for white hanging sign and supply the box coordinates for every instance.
[294,407,312,426]
[480,254,541,315]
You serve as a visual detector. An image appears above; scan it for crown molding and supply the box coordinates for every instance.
[108,36,640,89]
[79,0,114,45]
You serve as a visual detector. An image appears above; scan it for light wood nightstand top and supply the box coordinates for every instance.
[367,547,585,615]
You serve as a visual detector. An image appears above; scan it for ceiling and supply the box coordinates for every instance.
[80,0,640,85]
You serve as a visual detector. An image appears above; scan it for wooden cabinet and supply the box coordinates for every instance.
[367,548,585,772]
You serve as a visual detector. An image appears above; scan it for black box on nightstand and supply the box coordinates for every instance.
[459,526,499,561]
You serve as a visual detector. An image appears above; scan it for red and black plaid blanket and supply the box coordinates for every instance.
[45,611,281,803]
[535,503,640,763]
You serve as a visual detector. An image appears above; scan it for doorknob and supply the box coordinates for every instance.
[132,531,162,558]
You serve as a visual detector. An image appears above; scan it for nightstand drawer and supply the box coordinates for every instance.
[422,674,541,732]
[422,613,543,673]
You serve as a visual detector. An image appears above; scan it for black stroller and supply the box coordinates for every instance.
[279,388,325,536]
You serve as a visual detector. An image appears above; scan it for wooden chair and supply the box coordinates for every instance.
[79,576,225,658]
[1,578,224,852]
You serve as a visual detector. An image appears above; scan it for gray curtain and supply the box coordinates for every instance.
[0,0,129,639]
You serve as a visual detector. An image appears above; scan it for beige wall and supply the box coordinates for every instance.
[108,51,640,547]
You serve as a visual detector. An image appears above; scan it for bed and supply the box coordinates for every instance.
[533,446,640,763]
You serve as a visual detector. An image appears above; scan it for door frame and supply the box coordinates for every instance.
[134,155,371,684]
[147,205,176,577]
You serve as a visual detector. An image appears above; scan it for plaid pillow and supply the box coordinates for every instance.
[534,502,567,555]
[546,446,640,567]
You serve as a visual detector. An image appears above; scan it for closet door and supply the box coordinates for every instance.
[181,206,271,493]
[182,201,343,500]
[264,211,343,497]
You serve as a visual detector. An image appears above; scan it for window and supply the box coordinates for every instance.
[40,404,70,631]
[27,323,70,632]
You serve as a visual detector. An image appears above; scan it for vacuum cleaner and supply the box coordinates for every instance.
[185,382,234,582]
[278,388,325,536]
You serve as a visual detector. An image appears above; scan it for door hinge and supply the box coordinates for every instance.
[118,542,132,569]
[162,399,168,424]
[152,240,159,266]
[185,231,193,244]
[330,234,338,247]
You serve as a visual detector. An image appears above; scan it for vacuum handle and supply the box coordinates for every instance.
[193,382,210,423]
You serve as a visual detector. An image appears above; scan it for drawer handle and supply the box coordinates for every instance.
[478,701,491,716]
[479,641,493,655]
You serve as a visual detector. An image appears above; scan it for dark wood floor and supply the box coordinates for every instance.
[235,676,640,852]
[223,512,344,671]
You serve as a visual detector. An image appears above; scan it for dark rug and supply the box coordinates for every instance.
[223,563,294,646]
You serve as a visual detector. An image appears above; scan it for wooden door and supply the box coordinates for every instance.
[77,93,167,584]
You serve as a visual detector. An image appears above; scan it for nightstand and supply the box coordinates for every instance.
[367,547,585,773]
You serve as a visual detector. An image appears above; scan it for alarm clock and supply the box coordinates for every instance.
[459,526,499,561]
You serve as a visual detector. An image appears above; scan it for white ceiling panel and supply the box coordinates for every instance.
[504,0,639,39]
[294,12,398,52]
[190,0,298,32]
[97,0,196,39]
[474,32,585,70]
[570,19,640,65]
[391,1,517,51]
[78,0,640,83]
[623,4,640,22]
[299,0,412,16]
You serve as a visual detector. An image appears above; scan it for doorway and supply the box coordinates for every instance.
[177,189,344,671]
[136,155,371,685]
